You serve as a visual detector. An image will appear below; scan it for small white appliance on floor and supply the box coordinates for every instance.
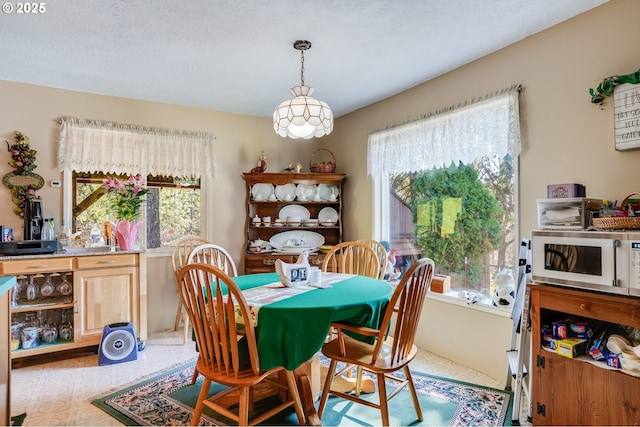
[98,322,138,366]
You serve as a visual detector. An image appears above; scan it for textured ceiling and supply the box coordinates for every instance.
[0,0,608,118]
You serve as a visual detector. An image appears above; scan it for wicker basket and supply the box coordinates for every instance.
[592,192,640,230]
[309,148,336,173]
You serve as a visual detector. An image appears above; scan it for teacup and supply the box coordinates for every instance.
[268,193,277,201]
[284,194,293,201]
[262,216,271,226]
[329,194,337,201]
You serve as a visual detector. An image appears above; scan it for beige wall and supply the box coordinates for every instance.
[1,0,637,380]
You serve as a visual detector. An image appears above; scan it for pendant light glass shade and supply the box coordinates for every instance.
[273,40,333,139]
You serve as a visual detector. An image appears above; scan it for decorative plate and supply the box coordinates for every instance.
[296,184,317,201]
[275,183,297,201]
[318,207,339,224]
[317,184,338,201]
[2,172,44,190]
[278,205,311,221]
[251,183,274,201]
[269,230,325,251]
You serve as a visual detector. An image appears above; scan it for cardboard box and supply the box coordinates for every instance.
[431,274,451,293]
[547,183,586,198]
[552,320,570,339]
[557,337,588,359]
[587,329,610,361]
[570,322,594,339]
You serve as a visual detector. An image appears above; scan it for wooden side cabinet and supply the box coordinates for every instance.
[2,252,146,360]
[74,254,141,343]
[530,283,640,425]
[242,173,346,274]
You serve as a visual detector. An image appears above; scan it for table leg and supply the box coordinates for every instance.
[278,356,322,425]
[297,374,321,426]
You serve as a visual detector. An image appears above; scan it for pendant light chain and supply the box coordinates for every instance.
[300,48,305,87]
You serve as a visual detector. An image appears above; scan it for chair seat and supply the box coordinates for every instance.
[196,358,281,388]
[322,335,417,373]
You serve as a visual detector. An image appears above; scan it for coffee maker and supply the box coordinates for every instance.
[24,199,43,240]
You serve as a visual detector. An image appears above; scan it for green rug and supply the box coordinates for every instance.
[93,360,513,426]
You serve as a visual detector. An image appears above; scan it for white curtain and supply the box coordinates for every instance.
[58,118,217,178]
[367,86,521,176]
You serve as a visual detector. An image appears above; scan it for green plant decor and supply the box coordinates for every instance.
[590,68,640,106]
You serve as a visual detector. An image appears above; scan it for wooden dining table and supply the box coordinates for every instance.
[233,271,394,424]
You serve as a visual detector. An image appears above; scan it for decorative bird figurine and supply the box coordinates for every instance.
[296,250,309,265]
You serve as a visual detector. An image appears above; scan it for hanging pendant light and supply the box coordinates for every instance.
[273,40,333,139]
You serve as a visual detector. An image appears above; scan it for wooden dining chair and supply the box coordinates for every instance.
[321,241,380,279]
[177,263,306,426]
[317,257,435,426]
[187,243,238,277]
[171,236,211,345]
[356,239,389,280]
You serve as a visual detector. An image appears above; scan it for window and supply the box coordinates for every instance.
[58,118,216,251]
[72,172,201,248]
[369,87,521,302]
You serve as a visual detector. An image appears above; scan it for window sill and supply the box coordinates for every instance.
[426,290,513,318]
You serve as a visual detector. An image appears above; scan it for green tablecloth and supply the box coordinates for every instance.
[234,272,393,371]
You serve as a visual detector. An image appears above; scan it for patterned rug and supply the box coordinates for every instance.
[93,360,513,426]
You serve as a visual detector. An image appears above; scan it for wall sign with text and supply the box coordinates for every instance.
[614,83,640,151]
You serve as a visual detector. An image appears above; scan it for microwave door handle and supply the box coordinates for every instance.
[613,239,620,287]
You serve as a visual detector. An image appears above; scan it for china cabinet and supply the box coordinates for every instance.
[242,173,346,274]
[3,252,146,359]
[530,283,640,425]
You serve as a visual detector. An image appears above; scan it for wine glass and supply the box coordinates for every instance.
[26,275,37,301]
[40,273,55,297]
[11,275,26,307]
[57,273,72,296]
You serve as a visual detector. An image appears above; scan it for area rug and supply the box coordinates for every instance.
[93,360,513,426]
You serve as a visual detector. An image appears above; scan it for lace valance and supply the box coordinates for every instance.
[58,118,217,178]
[367,87,521,177]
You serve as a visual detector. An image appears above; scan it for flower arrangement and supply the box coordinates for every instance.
[102,175,149,222]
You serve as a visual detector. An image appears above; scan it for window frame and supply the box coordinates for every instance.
[62,170,212,254]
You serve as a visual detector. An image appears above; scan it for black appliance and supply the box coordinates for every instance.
[0,240,58,256]
[24,199,43,240]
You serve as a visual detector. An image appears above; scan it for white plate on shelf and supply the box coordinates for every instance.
[275,183,297,201]
[296,184,317,201]
[317,184,339,201]
[251,183,274,201]
[318,207,338,224]
[269,230,325,251]
[278,205,310,221]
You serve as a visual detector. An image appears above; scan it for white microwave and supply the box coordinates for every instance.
[531,230,640,296]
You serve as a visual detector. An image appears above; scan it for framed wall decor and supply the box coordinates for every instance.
[614,83,640,151]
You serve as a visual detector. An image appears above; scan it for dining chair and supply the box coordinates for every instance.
[171,236,211,345]
[321,241,380,279]
[317,257,435,426]
[177,263,306,426]
[356,239,389,280]
[187,243,238,277]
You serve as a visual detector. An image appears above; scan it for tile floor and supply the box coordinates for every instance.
[11,329,531,426]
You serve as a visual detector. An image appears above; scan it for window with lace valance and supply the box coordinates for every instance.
[58,118,216,249]
[369,86,522,307]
